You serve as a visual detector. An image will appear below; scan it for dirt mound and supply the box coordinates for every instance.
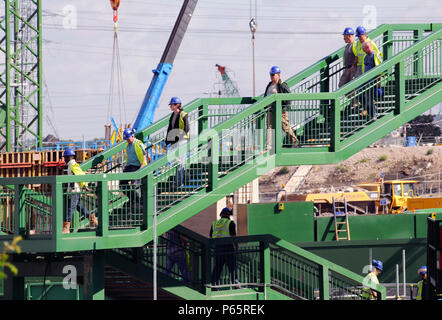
[259,146,442,194]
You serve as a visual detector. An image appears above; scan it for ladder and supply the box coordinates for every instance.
[332,197,350,241]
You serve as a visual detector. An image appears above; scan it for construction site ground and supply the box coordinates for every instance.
[259,145,442,196]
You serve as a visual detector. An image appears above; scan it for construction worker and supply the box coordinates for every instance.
[166,97,190,186]
[352,26,382,78]
[164,228,191,285]
[121,128,147,212]
[62,149,97,234]
[166,97,189,147]
[362,259,383,300]
[210,207,239,287]
[358,41,383,119]
[416,266,428,300]
[264,66,298,147]
[339,27,357,88]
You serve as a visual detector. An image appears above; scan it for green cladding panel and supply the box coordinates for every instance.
[246,202,315,242]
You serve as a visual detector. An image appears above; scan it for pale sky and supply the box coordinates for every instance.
[42,0,442,141]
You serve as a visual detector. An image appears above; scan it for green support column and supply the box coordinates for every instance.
[208,136,219,191]
[83,251,105,300]
[97,181,109,237]
[383,29,393,61]
[413,29,423,77]
[260,241,271,299]
[198,103,208,134]
[53,181,64,240]
[319,265,330,300]
[13,184,24,236]
[395,61,405,115]
[273,100,282,154]
[330,98,341,152]
[146,173,154,229]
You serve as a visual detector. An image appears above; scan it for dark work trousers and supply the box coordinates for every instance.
[358,78,378,119]
[66,193,91,222]
[165,249,191,285]
[211,244,238,286]
[120,165,142,211]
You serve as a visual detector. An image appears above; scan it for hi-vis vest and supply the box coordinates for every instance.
[179,111,190,139]
[416,280,424,300]
[125,138,147,167]
[353,38,382,73]
[362,272,379,299]
[67,159,87,192]
[211,217,232,238]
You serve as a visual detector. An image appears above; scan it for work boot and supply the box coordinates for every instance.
[62,222,71,234]
[89,214,98,227]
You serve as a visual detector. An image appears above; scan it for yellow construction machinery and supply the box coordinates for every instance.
[287,179,442,215]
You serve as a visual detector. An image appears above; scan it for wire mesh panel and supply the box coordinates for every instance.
[209,241,261,289]
[329,270,367,300]
[62,184,98,232]
[24,189,52,236]
[339,66,396,140]
[142,228,204,291]
[0,186,14,234]
[154,143,210,214]
[285,100,332,147]
[270,244,320,300]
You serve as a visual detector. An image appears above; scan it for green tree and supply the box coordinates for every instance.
[0,236,22,279]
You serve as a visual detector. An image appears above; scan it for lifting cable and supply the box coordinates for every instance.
[107,0,127,133]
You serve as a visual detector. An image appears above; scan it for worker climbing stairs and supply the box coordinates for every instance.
[1,23,441,300]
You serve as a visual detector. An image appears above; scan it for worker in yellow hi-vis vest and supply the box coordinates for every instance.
[210,207,239,287]
[362,259,383,300]
[121,128,147,215]
[62,149,97,234]
[166,97,190,187]
[416,266,428,300]
[352,25,382,78]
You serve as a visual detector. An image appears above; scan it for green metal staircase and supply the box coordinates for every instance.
[0,23,441,300]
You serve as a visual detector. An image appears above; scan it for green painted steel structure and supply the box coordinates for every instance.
[0,23,441,300]
[0,0,43,152]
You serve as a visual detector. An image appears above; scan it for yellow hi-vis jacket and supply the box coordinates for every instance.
[125,138,147,167]
[416,280,424,300]
[362,271,379,300]
[67,159,88,192]
[211,217,232,238]
[353,38,382,73]
[179,111,190,139]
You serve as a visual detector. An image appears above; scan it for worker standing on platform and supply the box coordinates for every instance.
[416,266,428,300]
[352,26,382,78]
[210,207,239,287]
[121,128,147,211]
[339,27,357,87]
[62,149,97,234]
[166,97,190,186]
[362,259,383,300]
[264,66,298,147]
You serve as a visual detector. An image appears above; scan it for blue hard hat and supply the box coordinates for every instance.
[372,259,383,271]
[63,149,75,157]
[418,266,427,275]
[220,207,233,216]
[123,128,134,140]
[169,97,182,105]
[356,26,367,37]
[269,66,281,75]
[343,27,355,35]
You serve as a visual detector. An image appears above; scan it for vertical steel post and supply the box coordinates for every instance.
[402,249,406,297]
[153,186,157,300]
[396,264,400,299]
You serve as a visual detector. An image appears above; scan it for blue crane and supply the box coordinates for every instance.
[132,0,198,132]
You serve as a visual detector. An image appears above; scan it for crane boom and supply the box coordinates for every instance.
[133,0,198,132]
